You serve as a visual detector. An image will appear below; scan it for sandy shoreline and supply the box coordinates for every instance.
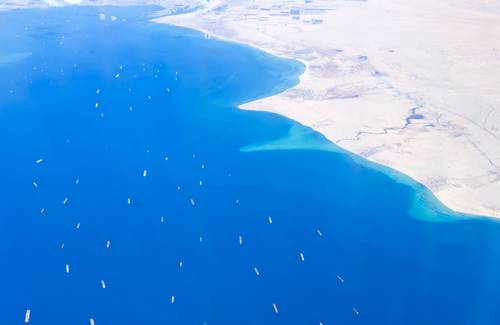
[155,0,500,219]
[1,0,499,218]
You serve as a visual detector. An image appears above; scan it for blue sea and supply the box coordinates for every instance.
[1,6,500,325]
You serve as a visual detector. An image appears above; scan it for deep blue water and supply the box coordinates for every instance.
[1,6,500,325]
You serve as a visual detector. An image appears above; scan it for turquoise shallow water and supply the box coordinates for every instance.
[1,5,500,325]
[241,125,481,222]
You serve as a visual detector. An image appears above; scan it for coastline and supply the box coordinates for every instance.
[5,6,500,325]
[240,123,489,223]
[154,20,478,223]
[153,0,500,220]
[0,1,498,219]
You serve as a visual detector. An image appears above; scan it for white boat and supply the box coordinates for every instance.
[36,159,43,164]
[143,169,147,177]
[95,102,99,108]
[62,197,68,205]
[24,309,31,323]
[106,240,111,248]
[75,222,81,230]
[353,308,359,315]
[337,275,345,283]
[190,199,195,206]
[40,208,45,214]
[300,253,305,261]
[253,267,260,276]
[96,89,100,94]
[238,235,243,245]
[171,296,175,304]
[317,229,323,236]
[160,217,164,223]
[179,261,183,268]
[268,216,273,224]
[90,318,95,325]
[101,280,106,289]
[33,182,38,188]
[65,264,70,273]
[272,303,279,314]
[127,198,131,205]
[75,178,80,184]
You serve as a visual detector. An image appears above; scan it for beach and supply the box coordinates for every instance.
[155,0,500,218]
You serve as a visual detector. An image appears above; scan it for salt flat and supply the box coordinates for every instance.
[155,0,500,218]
